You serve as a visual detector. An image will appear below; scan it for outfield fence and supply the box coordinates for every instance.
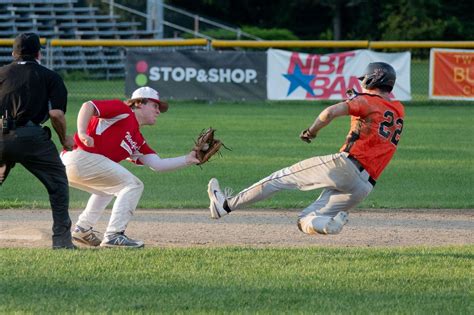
[1,39,473,102]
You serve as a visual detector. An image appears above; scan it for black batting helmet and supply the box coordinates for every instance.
[358,62,396,92]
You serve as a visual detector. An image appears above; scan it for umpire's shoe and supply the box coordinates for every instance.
[100,232,144,248]
[52,231,77,250]
[72,225,102,247]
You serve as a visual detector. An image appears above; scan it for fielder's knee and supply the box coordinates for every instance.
[297,211,348,235]
[127,177,144,192]
[117,177,144,201]
[135,178,144,192]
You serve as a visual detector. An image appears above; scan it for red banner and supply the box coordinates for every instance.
[430,49,474,100]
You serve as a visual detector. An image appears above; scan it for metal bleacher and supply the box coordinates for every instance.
[0,0,158,79]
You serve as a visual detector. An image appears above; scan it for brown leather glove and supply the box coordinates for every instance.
[193,128,223,165]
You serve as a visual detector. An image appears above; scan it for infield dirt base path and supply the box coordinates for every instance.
[0,209,472,248]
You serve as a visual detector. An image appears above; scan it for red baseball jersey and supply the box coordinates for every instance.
[73,99,155,163]
[340,94,405,179]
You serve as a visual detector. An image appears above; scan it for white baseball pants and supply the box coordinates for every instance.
[61,149,144,236]
[227,152,373,234]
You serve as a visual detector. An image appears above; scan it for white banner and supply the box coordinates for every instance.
[267,49,411,101]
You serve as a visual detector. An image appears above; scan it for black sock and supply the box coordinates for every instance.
[223,201,231,213]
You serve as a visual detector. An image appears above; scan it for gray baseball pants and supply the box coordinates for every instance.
[226,152,373,233]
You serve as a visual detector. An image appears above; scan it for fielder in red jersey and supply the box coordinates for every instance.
[207,62,405,236]
[61,87,200,248]
[73,99,156,163]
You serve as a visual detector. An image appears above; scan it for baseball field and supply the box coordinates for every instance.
[0,78,473,313]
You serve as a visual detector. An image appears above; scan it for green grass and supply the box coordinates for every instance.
[0,246,471,314]
[1,96,473,209]
[1,79,472,314]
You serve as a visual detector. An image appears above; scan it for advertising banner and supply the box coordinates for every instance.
[429,49,474,100]
[267,49,411,101]
[126,50,266,101]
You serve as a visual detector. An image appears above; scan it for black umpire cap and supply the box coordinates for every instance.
[13,33,42,56]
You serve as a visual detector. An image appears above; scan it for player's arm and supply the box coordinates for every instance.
[49,109,74,150]
[77,101,98,147]
[300,102,349,143]
[139,152,198,172]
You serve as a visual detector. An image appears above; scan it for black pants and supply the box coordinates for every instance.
[0,124,71,237]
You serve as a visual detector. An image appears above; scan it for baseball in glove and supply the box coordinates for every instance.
[193,127,225,165]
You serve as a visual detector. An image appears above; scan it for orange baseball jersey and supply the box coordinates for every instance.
[340,94,405,179]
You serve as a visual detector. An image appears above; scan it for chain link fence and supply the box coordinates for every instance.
[54,45,209,101]
[61,48,433,102]
[0,42,469,102]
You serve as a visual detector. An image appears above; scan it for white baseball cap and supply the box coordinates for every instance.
[130,86,168,112]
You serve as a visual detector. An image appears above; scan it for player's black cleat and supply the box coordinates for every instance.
[52,232,77,249]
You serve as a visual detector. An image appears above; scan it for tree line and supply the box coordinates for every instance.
[88,0,472,41]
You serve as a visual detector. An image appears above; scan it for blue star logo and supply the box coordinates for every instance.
[283,64,315,96]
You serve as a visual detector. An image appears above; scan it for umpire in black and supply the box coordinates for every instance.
[0,33,75,249]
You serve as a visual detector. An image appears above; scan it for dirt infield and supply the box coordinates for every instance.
[0,209,472,248]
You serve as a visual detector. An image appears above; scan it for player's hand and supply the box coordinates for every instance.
[299,128,317,143]
[78,133,94,147]
[185,150,200,165]
[62,135,75,151]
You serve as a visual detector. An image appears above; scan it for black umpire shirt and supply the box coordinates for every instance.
[0,56,67,126]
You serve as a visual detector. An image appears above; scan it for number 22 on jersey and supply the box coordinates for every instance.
[378,110,404,146]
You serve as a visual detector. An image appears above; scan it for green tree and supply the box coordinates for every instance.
[379,0,464,40]
[319,0,365,40]
[87,0,473,40]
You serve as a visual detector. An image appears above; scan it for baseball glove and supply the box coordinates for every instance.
[193,127,224,165]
